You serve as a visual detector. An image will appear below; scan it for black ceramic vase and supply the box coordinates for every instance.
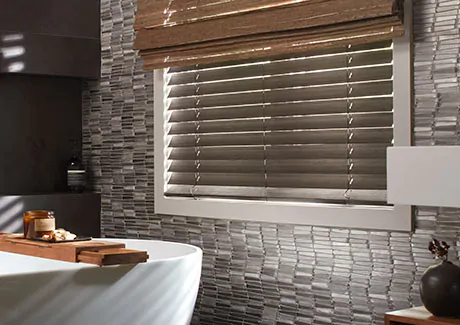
[420,240,460,317]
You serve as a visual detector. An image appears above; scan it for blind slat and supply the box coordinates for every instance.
[169,97,393,122]
[169,172,386,189]
[168,112,393,135]
[165,185,387,203]
[167,49,393,86]
[168,144,389,160]
[169,127,393,147]
[168,159,386,174]
[168,80,393,110]
[269,174,386,189]
[168,65,392,98]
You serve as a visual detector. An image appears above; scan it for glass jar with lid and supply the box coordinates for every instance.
[23,210,56,239]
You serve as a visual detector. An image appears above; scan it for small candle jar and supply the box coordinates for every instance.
[23,210,55,239]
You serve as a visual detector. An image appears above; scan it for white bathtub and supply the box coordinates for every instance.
[0,239,202,325]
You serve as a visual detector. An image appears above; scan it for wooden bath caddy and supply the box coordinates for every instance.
[0,233,149,266]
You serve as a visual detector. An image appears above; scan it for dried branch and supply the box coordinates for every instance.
[428,238,450,261]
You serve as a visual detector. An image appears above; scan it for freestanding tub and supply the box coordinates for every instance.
[0,239,202,325]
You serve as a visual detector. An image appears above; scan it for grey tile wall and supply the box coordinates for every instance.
[82,0,460,324]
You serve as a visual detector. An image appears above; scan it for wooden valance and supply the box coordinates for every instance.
[134,0,404,69]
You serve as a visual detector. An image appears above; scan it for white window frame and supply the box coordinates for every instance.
[153,0,413,231]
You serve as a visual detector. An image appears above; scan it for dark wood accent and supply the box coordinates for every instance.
[78,249,149,266]
[385,307,460,325]
[0,233,123,262]
[0,234,148,266]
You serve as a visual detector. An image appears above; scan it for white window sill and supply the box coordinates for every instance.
[155,195,412,231]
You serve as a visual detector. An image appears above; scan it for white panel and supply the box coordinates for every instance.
[388,146,460,208]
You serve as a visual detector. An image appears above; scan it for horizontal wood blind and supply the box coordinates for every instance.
[134,0,404,69]
[163,41,394,205]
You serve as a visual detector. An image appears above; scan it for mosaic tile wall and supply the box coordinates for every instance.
[82,0,460,324]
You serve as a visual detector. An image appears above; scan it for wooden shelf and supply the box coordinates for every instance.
[385,307,460,325]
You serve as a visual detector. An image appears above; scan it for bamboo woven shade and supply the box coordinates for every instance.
[134,0,404,69]
[163,40,395,205]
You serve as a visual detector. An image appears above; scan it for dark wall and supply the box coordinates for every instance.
[0,0,101,79]
[0,193,101,237]
[0,74,82,194]
[0,0,100,38]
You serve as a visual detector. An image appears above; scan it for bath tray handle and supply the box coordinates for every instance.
[78,249,149,266]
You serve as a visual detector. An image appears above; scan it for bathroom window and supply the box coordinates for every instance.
[154,19,412,231]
